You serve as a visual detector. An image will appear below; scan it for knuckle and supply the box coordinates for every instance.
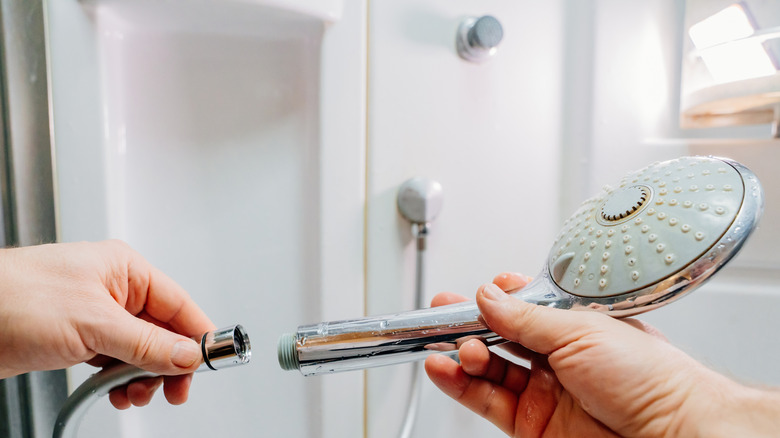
[512,300,542,327]
[101,239,134,259]
[132,324,159,366]
[106,239,130,249]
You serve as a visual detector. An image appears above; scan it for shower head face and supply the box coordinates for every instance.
[546,156,762,312]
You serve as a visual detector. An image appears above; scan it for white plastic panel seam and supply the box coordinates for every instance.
[319,0,368,436]
[45,0,111,243]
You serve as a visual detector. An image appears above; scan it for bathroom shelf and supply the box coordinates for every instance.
[680,72,780,129]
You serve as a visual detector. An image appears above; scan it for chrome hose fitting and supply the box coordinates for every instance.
[53,324,251,438]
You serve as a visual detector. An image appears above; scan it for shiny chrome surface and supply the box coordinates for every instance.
[200,325,252,370]
[456,15,504,62]
[396,177,443,438]
[0,0,64,435]
[278,279,553,376]
[53,325,250,438]
[278,156,763,376]
[0,0,57,247]
[396,177,444,226]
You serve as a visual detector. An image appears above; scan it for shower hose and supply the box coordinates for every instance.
[398,222,428,438]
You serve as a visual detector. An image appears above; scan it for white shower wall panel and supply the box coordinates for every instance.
[365,1,564,436]
[47,1,364,437]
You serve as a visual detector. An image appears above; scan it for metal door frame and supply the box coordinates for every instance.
[0,0,67,437]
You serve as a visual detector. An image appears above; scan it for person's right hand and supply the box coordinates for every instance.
[425,272,780,437]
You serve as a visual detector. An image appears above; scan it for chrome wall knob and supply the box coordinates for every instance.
[397,177,444,225]
[456,15,504,62]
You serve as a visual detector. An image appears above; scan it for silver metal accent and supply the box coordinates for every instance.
[199,325,252,370]
[456,15,504,62]
[0,0,63,436]
[278,157,763,376]
[0,0,57,247]
[53,325,251,438]
[396,177,443,438]
[397,176,443,296]
[397,178,443,226]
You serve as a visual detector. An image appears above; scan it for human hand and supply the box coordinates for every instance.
[424,272,758,437]
[0,240,215,409]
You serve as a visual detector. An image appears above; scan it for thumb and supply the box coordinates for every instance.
[91,311,203,375]
[476,283,610,355]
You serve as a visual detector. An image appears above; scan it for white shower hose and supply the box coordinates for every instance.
[398,224,428,438]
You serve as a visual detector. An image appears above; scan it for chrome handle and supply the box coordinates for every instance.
[457,15,504,62]
[277,276,563,376]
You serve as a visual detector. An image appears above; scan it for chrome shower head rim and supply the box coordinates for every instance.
[543,157,763,317]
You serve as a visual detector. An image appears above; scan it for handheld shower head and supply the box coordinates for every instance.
[545,156,761,312]
[278,156,763,376]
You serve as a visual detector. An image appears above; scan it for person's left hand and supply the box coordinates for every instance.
[0,240,215,409]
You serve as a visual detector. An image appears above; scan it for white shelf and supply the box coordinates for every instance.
[680,71,780,129]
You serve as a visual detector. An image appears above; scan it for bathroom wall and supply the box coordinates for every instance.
[47,0,364,437]
[44,0,780,437]
[560,0,780,387]
[364,0,780,436]
[363,1,564,436]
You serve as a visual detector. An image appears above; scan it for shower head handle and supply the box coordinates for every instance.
[277,277,561,375]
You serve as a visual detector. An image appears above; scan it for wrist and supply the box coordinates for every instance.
[713,385,780,438]
[681,373,780,438]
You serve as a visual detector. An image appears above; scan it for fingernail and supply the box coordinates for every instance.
[171,340,201,368]
[481,283,506,301]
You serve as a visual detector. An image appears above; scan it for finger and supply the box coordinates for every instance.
[126,377,163,407]
[515,356,562,437]
[85,309,204,375]
[430,292,469,307]
[163,373,193,405]
[109,387,131,410]
[431,273,530,308]
[459,339,531,394]
[476,283,610,355]
[86,355,116,369]
[118,244,215,337]
[425,354,520,436]
[136,310,174,332]
[495,342,536,362]
[458,339,491,376]
[492,272,532,292]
